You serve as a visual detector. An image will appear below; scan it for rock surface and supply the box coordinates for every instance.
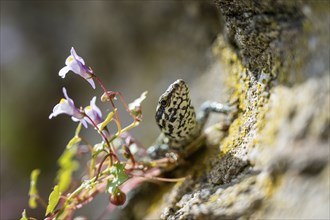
[118,1,329,219]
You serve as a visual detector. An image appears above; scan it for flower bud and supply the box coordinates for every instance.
[109,188,126,206]
[101,91,117,102]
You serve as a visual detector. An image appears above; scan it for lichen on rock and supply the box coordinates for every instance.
[119,1,329,219]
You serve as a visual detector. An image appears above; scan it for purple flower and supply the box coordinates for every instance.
[84,96,103,126]
[49,87,88,127]
[59,47,95,89]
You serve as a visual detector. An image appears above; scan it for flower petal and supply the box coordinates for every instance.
[86,78,96,89]
[71,47,85,65]
[65,55,74,66]
[59,66,71,78]
[62,87,75,106]
[84,96,103,125]
[49,88,84,120]
[90,96,102,117]
[49,100,72,119]
[60,48,95,89]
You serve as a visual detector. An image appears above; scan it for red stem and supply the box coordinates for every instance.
[95,153,111,181]
[93,74,122,125]
[93,74,138,122]
[84,114,116,160]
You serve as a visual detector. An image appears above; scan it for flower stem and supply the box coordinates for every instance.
[84,114,116,162]
[109,120,139,142]
[93,74,122,125]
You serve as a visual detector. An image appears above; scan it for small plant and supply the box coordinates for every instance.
[21,48,181,220]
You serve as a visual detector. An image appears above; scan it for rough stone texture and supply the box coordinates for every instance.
[215,0,304,81]
[116,1,329,219]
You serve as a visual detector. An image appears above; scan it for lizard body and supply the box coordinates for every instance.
[148,79,233,160]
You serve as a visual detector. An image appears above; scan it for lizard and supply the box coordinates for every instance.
[114,79,235,219]
[147,79,235,168]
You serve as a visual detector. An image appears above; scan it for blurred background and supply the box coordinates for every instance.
[0,1,222,219]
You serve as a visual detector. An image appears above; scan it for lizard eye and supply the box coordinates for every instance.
[160,100,168,106]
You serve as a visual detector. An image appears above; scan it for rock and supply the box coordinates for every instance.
[118,1,330,219]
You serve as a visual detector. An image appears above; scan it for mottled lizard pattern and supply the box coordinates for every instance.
[155,80,199,149]
[148,79,232,160]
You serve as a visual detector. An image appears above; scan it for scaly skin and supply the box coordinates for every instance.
[148,79,233,160]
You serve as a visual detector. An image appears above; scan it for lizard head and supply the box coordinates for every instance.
[155,79,198,147]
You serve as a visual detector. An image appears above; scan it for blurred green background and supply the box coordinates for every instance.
[0,1,221,219]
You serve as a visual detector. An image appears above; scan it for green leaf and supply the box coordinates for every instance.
[58,146,77,168]
[107,163,128,194]
[57,169,74,193]
[99,109,116,131]
[56,147,79,192]
[28,169,40,209]
[45,185,61,216]
[20,209,28,220]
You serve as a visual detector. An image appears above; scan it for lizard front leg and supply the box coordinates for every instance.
[197,101,235,129]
